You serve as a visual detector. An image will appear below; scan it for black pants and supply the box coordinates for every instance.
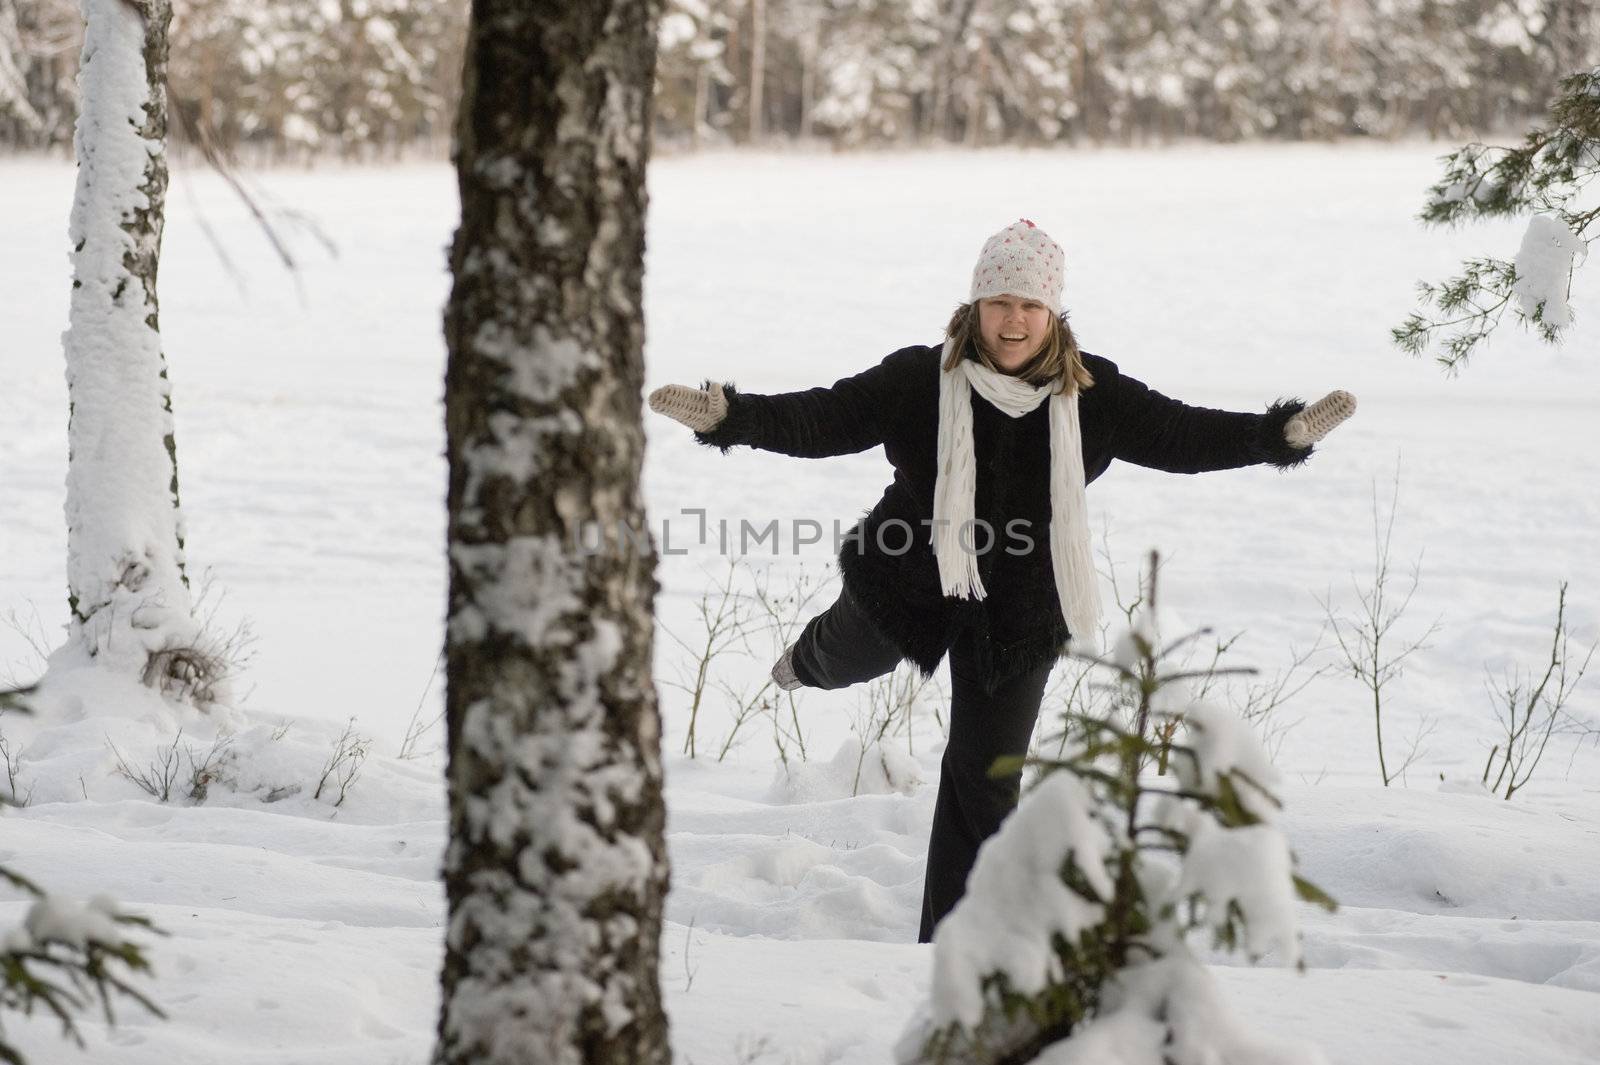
[790,590,1053,943]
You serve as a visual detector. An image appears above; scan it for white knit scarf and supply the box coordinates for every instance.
[932,339,1101,651]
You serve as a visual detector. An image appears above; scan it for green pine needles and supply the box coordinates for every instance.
[901,554,1335,1065]
[0,868,164,1065]
[1395,66,1600,371]
[0,699,163,1065]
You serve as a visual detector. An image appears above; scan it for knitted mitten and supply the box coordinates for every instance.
[1284,390,1357,448]
[771,644,803,692]
[648,382,728,433]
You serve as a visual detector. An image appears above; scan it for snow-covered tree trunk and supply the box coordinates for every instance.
[435,0,668,1063]
[60,0,202,690]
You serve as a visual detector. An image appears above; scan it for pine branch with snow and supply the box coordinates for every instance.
[1395,66,1600,370]
[1,865,163,1063]
[900,554,1334,1065]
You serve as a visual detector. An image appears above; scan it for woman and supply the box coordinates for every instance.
[649,219,1354,942]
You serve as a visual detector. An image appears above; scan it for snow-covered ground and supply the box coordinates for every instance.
[2,144,1598,1064]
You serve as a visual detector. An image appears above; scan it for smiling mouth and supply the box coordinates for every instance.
[1000,334,1027,343]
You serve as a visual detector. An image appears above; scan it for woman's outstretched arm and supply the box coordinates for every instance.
[1101,360,1354,473]
[648,346,922,459]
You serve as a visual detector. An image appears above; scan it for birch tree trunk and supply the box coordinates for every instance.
[60,0,203,696]
[435,0,669,1063]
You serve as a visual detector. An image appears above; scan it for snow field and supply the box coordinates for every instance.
[2,144,1599,1063]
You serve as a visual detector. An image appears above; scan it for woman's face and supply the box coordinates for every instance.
[977,295,1052,372]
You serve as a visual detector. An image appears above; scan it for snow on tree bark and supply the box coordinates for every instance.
[60,0,200,685]
[435,1,668,1064]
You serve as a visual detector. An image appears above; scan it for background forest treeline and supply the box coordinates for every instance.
[2,0,1597,156]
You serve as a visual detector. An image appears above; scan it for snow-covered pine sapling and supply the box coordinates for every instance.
[1394,66,1600,371]
[1320,470,1441,787]
[900,553,1334,1065]
[0,865,164,1065]
[1482,582,1597,800]
[2,702,164,1061]
[313,718,369,808]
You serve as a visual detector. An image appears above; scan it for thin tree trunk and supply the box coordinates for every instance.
[693,59,707,149]
[61,0,200,691]
[927,0,978,142]
[748,0,765,143]
[435,0,669,1063]
[0,0,43,131]
[798,29,814,140]
[964,43,987,148]
[1074,15,1094,144]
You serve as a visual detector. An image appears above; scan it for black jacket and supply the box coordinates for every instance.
[697,344,1310,693]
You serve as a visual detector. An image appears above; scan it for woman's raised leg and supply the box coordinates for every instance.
[787,587,905,690]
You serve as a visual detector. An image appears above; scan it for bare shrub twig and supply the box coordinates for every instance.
[108,731,185,803]
[660,559,757,759]
[398,652,445,760]
[1482,581,1596,799]
[1320,469,1441,786]
[314,718,370,808]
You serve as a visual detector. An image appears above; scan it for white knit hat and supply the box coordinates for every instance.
[969,219,1065,313]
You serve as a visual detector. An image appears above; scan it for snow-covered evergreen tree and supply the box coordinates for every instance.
[168,0,465,156]
[810,0,934,144]
[0,704,160,1062]
[435,0,670,1062]
[952,0,1080,144]
[655,0,736,145]
[1,860,161,1063]
[899,559,1334,1065]
[7,0,1597,150]
[1158,0,1279,140]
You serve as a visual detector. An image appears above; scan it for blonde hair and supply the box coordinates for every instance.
[943,301,1095,395]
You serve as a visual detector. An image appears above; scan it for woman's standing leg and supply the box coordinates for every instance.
[917,631,1053,943]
